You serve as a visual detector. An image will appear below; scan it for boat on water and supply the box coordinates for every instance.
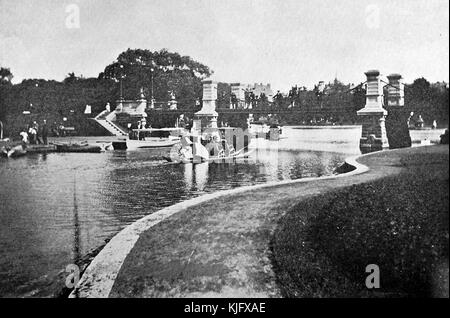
[112,128,187,150]
[249,121,270,136]
[1,144,27,158]
[165,135,254,164]
[54,142,103,153]
[249,121,283,140]
[165,148,254,164]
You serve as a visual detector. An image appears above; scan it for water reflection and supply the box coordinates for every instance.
[194,163,209,191]
[184,163,193,190]
[182,163,210,191]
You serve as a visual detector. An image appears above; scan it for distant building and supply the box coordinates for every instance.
[250,83,274,102]
[229,82,274,109]
[230,83,247,109]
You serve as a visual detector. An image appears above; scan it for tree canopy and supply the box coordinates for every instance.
[0,67,13,84]
[100,48,212,109]
[0,67,14,121]
[0,51,448,136]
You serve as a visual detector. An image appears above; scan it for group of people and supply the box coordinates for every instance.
[127,119,152,140]
[178,133,236,162]
[407,113,439,129]
[20,120,49,145]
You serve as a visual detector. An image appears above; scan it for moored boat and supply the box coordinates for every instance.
[54,143,102,153]
[249,122,283,140]
[1,144,27,158]
[113,128,187,150]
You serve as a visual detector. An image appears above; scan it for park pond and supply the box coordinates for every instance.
[0,126,362,297]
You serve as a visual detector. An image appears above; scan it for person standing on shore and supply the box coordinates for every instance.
[28,124,37,144]
[432,120,437,129]
[42,119,49,145]
[33,121,43,144]
[20,128,29,145]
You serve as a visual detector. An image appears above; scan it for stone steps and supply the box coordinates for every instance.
[95,118,128,136]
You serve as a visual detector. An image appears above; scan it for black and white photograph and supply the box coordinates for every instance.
[0,0,448,305]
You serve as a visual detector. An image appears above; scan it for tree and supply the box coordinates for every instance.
[100,49,212,110]
[0,67,13,84]
[63,72,80,84]
[405,78,433,124]
[408,77,431,101]
[0,66,13,122]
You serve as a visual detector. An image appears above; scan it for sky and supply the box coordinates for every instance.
[0,0,449,91]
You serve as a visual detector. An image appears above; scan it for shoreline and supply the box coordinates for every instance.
[69,148,371,298]
[55,239,110,298]
[2,130,444,297]
[71,145,448,298]
[271,145,449,297]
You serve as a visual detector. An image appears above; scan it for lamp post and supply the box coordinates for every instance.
[119,64,124,100]
[150,68,155,108]
[150,68,154,99]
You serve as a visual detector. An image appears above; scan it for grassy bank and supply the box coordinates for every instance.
[271,147,449,297]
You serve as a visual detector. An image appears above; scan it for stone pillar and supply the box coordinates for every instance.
[135,88,148,117]
[115,97,124,113]
[195,80,218,131]
[357,70,389,151]
[230,83,246,109]
[386,74,404,107]
[385,74,411,149]
[149,98,155,109]
[191,119,202,136]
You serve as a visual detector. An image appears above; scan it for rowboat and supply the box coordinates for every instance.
[54,143,103,153]
[128,138,180,149]
[1,145,27,158]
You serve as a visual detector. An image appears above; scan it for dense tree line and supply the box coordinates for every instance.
[214,79,366,126]
[0,49,448,137]
[1,76,117,136]
[0,49,212,136]
[403,78,449,126]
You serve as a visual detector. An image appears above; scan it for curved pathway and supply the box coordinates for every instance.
[71,145,447,298]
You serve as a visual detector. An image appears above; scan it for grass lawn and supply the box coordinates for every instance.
[271,148,449,297]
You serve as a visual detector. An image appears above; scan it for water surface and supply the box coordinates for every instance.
[0,127,360,297]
